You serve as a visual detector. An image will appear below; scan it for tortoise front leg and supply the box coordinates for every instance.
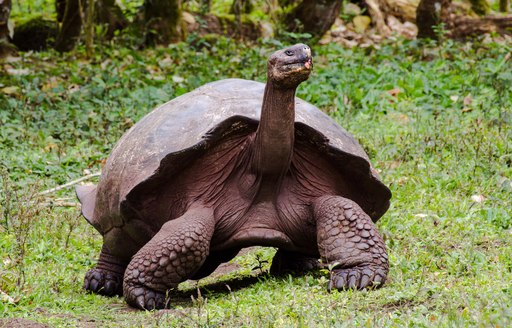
[313,196,388,290]
[123,206,215,310]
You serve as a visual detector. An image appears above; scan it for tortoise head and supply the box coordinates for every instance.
[267,43,312,89]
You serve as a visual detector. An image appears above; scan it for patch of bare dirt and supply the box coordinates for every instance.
[0,318,49,328]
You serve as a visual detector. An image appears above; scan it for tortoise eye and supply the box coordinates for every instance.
[285,50,294,56]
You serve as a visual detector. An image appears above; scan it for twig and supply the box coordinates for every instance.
[38,172,101,196]
[42,201,81,208]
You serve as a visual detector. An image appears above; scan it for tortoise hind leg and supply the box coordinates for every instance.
[84,244,127,296]
[270,250,320,275]
[123,206,215,310]
[313,195,388,290]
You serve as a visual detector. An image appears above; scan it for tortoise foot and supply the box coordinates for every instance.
[328,264,387,291]
[124,284,168,310]
[84,267,123,296]
[314,196,389,291]
[270,250,320,275]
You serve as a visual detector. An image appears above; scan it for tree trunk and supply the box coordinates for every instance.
[416,0,449,39]
[284,0,343,40]
[144,0,184,46]
[230,0,254,38]
[0,0,12,40]
[95,0,128,39]
[56,0,66,22]
[54,0,127,52]
[85,0,95,57]
[500,0,509,12]
[469,0,490,16]
[0,0,16,58]
[230,0,253,14]
[55,0,82,52]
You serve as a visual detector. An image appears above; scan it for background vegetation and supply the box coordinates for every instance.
[1,1,512,327]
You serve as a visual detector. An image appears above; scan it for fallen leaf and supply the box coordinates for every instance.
[0,289,15,304]
[387,88,401,97]
[463,94,472,106]
[172,75,185,83]
[1,86,19,95]
[5,67,31,76]
[344,3,362,16]
[68,84,80,93]
[42,77,60,92]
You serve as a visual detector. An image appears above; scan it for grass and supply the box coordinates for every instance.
[1,34,511,326]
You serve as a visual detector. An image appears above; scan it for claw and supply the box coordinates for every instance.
[89,279,99,292]
[347,274,358,289]
[328,265,387,292]
[359,274,370,288]
[135,295,145,310]
[156,296,166,309]
[146,297,156,311]
[104,280,115,295]
[335,272,347,290]
[84,268,123,296]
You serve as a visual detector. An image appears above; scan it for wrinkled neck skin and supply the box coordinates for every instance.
[252,80,296,203]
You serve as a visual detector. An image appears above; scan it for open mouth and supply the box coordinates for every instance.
[286,58,313,71]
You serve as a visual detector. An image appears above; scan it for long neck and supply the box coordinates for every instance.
[253,81,296,189]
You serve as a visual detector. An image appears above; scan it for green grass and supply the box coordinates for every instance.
[1,36,511,327]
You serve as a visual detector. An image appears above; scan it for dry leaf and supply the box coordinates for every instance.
[6,67,31,76]
[463,94,472,106]
[387,88,401,97]
[42,77,60,92]
[68,84,80,93]
[172,75,185,83]
[1,86,19,95]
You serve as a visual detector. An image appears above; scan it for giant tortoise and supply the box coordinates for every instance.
[76,43,391,310]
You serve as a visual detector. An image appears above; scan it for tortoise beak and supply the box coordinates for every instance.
[300,45,313,70]
[304,58,312,70]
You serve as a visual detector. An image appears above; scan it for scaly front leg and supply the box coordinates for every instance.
[313,195,388,290]
[123,206,215,310]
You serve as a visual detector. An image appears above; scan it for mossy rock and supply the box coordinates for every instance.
[12,16,59,51]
